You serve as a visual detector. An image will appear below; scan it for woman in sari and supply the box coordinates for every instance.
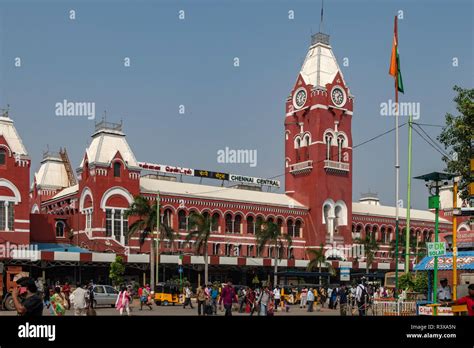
[115,285,132,316]
[50,287,66,316]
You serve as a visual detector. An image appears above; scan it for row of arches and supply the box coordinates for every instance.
[352,223,435,244]
[159,239,295,259]
[165,209,304,238]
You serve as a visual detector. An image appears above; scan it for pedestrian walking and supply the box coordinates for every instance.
[209,284,219,315]
[50,287,66,316]
[70,283,88,316]
[338,285,348,316]
[355,278,368,316]
[306,287,315,312]
[115,285,132,316]
[219,281,238,316]
[300,287,307,308]
[273,286,281,311]
[183,284,194,309]
[246,287,257,315]
[238,287,246,313]
[196,285,207,315]
[62,282,71,310]
[139,284,153,310]
[257,286,271,316]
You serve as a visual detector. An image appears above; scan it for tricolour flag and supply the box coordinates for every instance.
[389,16,404,94]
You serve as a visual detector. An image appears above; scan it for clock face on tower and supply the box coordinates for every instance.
[331,86,346,107]
[293,88,307,109]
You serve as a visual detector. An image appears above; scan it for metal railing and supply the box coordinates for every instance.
[324,160,350,172]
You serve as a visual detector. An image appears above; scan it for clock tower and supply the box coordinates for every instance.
[285,32,354,248]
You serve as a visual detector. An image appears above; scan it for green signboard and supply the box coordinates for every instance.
[427,242,446,257]
[428,195,440,209]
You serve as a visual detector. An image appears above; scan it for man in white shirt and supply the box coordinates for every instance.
[437,278,452,302]
[355,278,368,316]
[70,283,88,316]
[273,286,281,311]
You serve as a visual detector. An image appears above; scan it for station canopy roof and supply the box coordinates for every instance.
[32,243,91,253]
[414,251,474,271]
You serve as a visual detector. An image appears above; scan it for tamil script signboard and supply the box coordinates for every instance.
[427,242,446,257]
[138,161,281,188]
[418,306,453,316]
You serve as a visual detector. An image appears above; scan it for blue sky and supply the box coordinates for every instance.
[0,0,472,209]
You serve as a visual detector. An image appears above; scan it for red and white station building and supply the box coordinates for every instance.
[0,31,471,284]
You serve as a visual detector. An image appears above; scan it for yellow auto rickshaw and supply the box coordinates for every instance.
[154,282,180,306]
[280,285,297,304]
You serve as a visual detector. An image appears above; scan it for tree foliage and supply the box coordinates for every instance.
[109,256,126,286]
[438,85,474,200]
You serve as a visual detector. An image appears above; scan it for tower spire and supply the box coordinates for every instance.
[319,0,324,33]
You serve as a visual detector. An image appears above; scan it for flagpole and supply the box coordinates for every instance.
[393,15,400,297]
[405,115,413,272]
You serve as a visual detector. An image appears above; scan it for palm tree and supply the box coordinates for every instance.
[306,244,334,285]
[255,220,292,287]
[390,231,427,265]
[186,212,214,285]
[125,195,176,288]
[354,235,380,274]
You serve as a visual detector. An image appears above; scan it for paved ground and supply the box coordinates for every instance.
[0,300,342,316]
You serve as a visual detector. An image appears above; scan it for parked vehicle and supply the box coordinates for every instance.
[154,282,179,306]
[92,285,119,307]
[0,265,28,311]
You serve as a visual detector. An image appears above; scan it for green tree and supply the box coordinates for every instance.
[256,221,292,287]
[389,230,427,264]
[109,256,125,286]
[186,212,214,285]
[306,244,333,285]
[438,85,474,200]
[354,235,379,274]
[125,195,176,287]
[398,272,415,291]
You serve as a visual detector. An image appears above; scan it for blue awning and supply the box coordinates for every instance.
[414,251,474,271]
[31,243,91,253]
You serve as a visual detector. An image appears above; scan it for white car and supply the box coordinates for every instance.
[92,285,119,307]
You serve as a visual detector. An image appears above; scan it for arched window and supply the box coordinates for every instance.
[0,149,6,165]
[304,134,310,147]
[56,221,65,238]
[337,135,345,162]
[225,213,233,233]
[247,245,254,257]
[294,137,301,149]
[294,220,302,238]
[213,243,220,255]
[277,218,283,234]
[233,215,242,233]
[247,216,254,234]
[287,219,294,237]
[288,247,294,259]
[178,210,187,230]
[325,135,332,160]
[211,213,220,232]
[380,226,386,244]
[113,162,121,177]
[255,216,263,234]
[163,209,173,228]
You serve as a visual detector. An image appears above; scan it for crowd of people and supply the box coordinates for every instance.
[9,276,474,317]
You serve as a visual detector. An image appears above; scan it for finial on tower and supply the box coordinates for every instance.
[319,0,324,33]
[311,0,330,45]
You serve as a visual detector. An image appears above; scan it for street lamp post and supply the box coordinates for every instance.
[415,172,455,316]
